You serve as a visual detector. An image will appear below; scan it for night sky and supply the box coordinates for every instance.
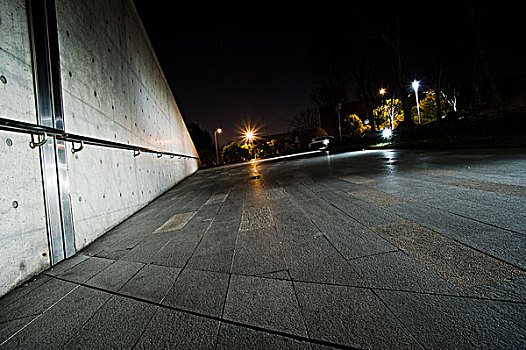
[133,1,524,145]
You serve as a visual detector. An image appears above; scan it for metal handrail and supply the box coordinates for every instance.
[0,117,199,160]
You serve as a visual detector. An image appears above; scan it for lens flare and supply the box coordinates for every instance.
[241,125,258,143]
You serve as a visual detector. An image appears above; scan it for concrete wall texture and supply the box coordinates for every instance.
[0,0,199,296]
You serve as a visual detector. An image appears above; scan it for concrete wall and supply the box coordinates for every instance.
[0,0,199,296]
[0,0,51,296]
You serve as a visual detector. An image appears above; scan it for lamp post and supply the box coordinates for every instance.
[379,88,387,129]
[336,103,342,142]
[412,80,421,125]
[214,128,222,165]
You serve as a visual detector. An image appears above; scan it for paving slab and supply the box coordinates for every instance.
[299,198,397,259]
[376,289,526,349]
[84,259,144,292]
[151,236,202,268]
[185,224,238,273]
[0,316,35,345]
[216,323,311,350]
[119,264,181,303]
[63,295,157,349]
[153,211,197,233]
[388,201,526,269]
[352,250,459,294]
[264,187,289,200]
[459,277,526,303]
[231,227,287,276]
[223,274,307,337]
[371,220,526,289]
[56,256,114,284]
[295,282,422,349]
[452,179,526,197]
[239,207,274,231]
[0,274,51,311]
[0,278,78,323]
[205,193,230,205]
[269,197,320,237]
[162,268,229,317]
[44,254,89,276]
[1,286,110,349]
[285,235,365,286]
[277,182,317,201]
[134,307,219,350]
[348,188,410,208]
[119,230,175,263]
[315,187,403,227]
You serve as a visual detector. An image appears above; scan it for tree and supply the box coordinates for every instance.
[441,86,460,113]
[290,108,320,131]
[410,90,453,124]
[341,114,370,136]
[366,12,412,124]
[372,98,404,130]
[252,139,278,159]
[187,123,211,150]
[221,142,249,164]
[186,122,215,165]
[464,0,501,111]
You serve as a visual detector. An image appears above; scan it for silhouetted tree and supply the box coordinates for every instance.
[465,0,501,112]
[187,123,214,165]
[187,123,212,150]
[290,108,320,131]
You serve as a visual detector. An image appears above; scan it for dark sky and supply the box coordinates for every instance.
[133,1,524,145]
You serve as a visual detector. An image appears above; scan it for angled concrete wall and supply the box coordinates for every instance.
[0,0,199,297]
[0,0,51,296]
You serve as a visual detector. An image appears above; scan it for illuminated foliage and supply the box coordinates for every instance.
[411,90,453,124]
[252,139,278,159]
[373,98,404,130]
[342,114,370,136]
[221,141,249,164]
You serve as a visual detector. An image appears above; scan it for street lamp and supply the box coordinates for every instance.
[412,80,421,125]
[245,130,254,143]
[214,128,222,165]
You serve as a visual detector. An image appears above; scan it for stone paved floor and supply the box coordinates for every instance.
[1,148,526,349]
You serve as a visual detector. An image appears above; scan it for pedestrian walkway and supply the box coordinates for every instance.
[1,148,525,349]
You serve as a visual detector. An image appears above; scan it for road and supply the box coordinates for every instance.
[1,147,525,349]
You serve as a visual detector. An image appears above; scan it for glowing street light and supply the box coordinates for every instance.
[412,80,421,125]
[214,128,222,165]
[245,130,254,143]
[241,125,258,144]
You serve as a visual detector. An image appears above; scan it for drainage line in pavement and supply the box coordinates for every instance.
[46,274,360,350]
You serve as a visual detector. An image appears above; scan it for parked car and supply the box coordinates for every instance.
[309,136,334,150]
